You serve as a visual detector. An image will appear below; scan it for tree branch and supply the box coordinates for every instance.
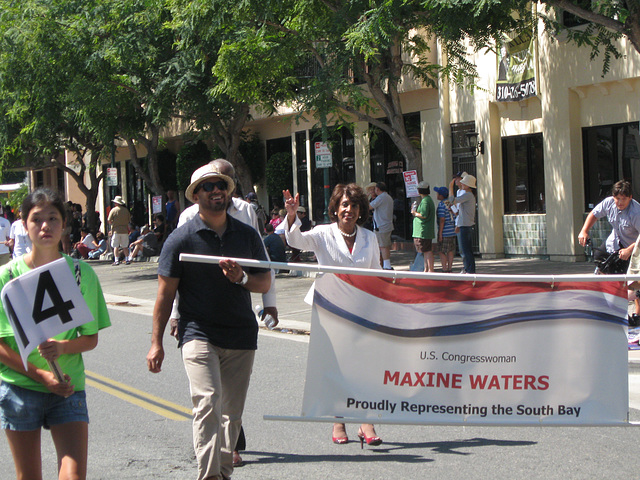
[542,0,625,33]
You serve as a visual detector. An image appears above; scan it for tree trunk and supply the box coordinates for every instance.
[125,126,165,197]
[337,39,423,173]
[208,103,252,196]
[53,148,105,233]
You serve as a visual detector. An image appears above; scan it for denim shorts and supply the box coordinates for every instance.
[0,382,88,431]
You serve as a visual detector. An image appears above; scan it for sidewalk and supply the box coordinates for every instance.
[91,251,640,365]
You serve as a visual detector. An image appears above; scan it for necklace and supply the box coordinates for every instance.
[338,226,356,238]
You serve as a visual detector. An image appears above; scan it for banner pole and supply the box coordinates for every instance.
[179,254,640,284]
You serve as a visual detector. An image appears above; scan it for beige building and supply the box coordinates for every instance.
[33,9,640,261]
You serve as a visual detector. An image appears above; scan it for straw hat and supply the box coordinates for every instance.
[185,164,235,202]
[112,196,126,206]
[460,174,477,189]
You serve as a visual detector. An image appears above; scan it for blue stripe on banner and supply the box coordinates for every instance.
[314,292,626,338]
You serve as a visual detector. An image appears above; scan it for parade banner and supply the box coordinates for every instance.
[301,274,629,425]
[496,24,537,102]
[1,258,93,370]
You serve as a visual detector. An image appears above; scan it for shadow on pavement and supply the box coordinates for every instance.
[242,437,536,464]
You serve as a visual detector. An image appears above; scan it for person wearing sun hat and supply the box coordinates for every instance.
[107,195,131,265]
[148,160,271,480]
[183,163,236,203]
[449,173,477,273]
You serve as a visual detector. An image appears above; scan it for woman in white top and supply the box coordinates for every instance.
[9,211,32,259]
[283,183,383,448]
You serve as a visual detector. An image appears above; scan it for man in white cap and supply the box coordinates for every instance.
[147,162,271,480]
[107,195,131,265]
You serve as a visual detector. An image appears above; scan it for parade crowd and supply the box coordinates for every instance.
[12,161,640,480]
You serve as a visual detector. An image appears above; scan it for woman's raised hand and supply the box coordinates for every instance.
[283,190,299,216]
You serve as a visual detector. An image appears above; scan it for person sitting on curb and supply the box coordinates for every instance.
[127,225,159,263]
[88,232,107,259]
[263,223,287,264]
[71,228,96,259]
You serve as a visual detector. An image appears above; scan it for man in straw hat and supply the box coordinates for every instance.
[107,195,131,265]
[147,162,271,480]
[169,158,280,467]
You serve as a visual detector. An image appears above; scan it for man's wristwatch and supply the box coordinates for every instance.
[235,270,249,286]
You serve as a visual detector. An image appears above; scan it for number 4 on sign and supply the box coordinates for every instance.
[1,258,93,372]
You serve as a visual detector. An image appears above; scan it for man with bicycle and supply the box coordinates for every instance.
[578,180,640,325]
[578,180,640,267]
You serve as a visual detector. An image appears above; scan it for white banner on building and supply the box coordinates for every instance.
[301,274,629,425]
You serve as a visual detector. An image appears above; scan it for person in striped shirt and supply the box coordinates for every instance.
[433,186,457,273]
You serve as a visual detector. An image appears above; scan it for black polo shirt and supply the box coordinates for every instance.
[158,213,269,350]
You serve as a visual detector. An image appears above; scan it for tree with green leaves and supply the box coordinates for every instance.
[212,0,529,172]
[0,0,122,231]
[166,0,297,195]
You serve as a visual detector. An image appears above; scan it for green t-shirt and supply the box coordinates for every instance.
[0,255,111,392]
[412,195,435,240]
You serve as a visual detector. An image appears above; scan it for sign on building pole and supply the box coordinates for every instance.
[106,167,118,187]
[315,142,333,223]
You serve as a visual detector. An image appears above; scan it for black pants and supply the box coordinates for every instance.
[235,426,246,451]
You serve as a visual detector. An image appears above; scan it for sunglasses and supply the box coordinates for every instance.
[195,180,227,194]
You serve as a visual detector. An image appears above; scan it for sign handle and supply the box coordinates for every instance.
[47,359,65,383]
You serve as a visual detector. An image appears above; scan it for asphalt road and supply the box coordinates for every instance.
[2,257,640,479]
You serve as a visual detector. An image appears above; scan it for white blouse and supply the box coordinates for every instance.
[284,216,381,269]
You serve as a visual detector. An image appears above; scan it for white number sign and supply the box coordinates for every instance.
[1,258,93,370]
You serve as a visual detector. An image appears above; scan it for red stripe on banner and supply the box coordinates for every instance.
[335,274,627,304]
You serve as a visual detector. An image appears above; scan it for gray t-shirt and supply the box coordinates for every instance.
[370,191,394,232]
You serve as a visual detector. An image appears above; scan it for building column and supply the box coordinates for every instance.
[542,87,584,262]
[421,108,447,187]
[477,102,505,259]
[291,131,299,195]
[354,121,370,186]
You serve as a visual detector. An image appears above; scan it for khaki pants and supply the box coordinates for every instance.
[181,340,255,480]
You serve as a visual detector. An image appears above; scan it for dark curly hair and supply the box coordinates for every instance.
[327,183,370,226]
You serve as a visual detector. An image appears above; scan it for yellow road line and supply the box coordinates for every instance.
[86,370,192,421]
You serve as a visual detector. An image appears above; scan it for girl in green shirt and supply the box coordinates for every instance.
[0,188,110,480]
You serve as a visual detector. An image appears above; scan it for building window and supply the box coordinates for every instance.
[57,168,65,195]
[583,122,640,209]
[502,133,545,213]
[35,170,44,188]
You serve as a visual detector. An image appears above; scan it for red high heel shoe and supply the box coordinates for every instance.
[357,426,382,448]
[332,424,348,444]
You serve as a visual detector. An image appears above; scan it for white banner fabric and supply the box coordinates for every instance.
[301,274,629,425]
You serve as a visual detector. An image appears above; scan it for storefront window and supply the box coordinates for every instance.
[309,127,355,223]
[583,122,640,209]
[502,133,545,213]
